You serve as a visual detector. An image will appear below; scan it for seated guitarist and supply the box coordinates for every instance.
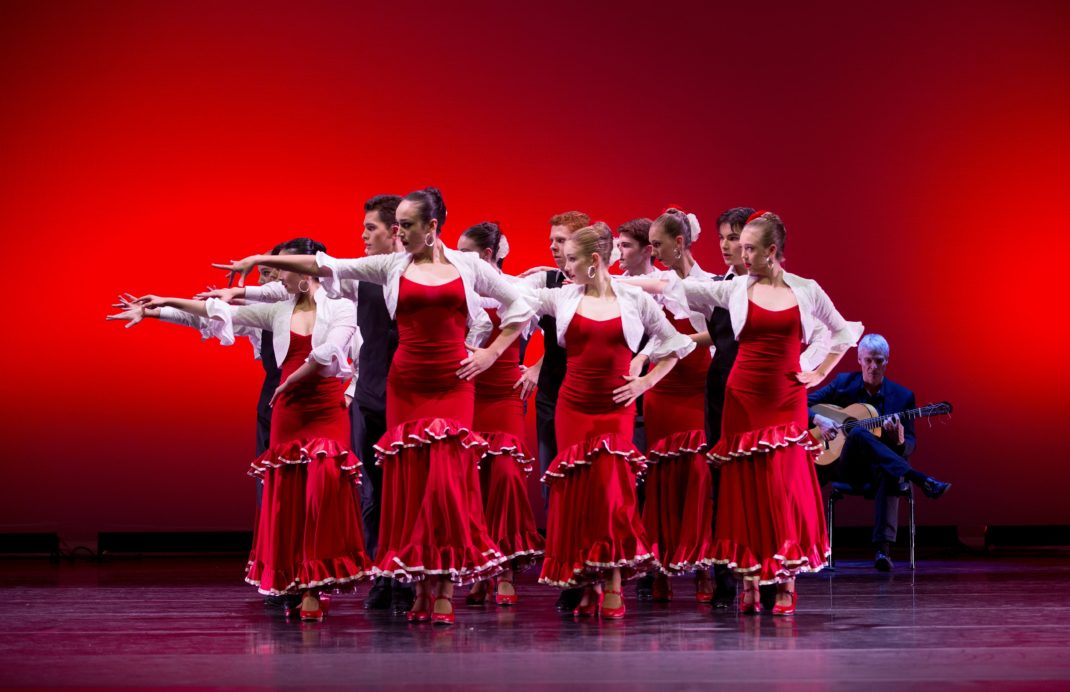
[808,333,951,571]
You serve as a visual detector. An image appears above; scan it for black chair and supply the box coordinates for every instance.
[826,479,915,569]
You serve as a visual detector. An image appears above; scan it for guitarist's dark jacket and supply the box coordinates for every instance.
[807,373,916,458]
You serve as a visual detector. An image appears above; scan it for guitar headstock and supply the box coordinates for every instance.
[922,401,953,416]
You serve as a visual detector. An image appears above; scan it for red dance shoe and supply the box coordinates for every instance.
[432,597,455,626]
[407,596,431,622]
[601,587,626,619]
[572,588,603,618]
[695,573,714,604]
[495,577,518,607]
[772,590,797,616]
[739,589,762,615]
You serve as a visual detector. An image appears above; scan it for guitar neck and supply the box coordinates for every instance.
[842,407,927,432]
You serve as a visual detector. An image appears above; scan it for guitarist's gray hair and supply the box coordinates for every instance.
[859,333,890,357]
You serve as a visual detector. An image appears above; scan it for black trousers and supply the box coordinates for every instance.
[821,428,914,545]
[254,378,278,507]
[534,391,559,503]
[351,404,387,560]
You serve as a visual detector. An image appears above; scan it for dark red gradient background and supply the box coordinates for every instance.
[3,1,1067,542]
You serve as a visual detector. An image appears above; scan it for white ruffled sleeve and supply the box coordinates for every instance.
[659,273,731,320]
[158,307,212,340]
[315,252,393,300]
[809,282,864,355]
[468,257,535,329]
[244,281,290,303]
[637,291,697,362]
[307,299,357,379]
[526,287,559,319]
[203,299,276,346]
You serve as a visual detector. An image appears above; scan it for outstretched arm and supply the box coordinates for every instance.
[212,254,322,287]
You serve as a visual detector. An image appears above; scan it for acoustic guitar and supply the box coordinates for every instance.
[808,401,953,466]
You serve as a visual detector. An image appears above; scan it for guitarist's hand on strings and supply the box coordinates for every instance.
[882,414,905,446]
[813,414,840,442]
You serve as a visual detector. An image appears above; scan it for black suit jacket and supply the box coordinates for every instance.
[807,372,916,458]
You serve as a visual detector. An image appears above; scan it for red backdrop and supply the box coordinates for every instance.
[3,1,1067,543]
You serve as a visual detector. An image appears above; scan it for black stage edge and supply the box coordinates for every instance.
[0,532,59,558]
[97,531,253,556]
[985,524,1070,549]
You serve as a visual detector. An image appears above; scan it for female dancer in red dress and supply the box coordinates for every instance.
[215,189,534,626]
[530,223,696,619]
[117,237,370,621]
[637,209,718,603]
[641,212,862,614]
[457,222,545,607]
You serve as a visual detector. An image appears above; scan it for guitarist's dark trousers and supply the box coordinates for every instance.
[820,429,913,546]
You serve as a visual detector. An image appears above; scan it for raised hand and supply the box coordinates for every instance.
[513,363,540,400]
[517,265,558,279]
[194,285,246,304]
[106,293,152,328]
[268,378,294,407]
[457,344,498,381]
[211,255,260,287]
[612,374,648,407]
[794,370,828,389]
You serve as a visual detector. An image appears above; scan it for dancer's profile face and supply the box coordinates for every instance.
[257,265,280,285]
[456,234,493,265]
[395,200,435,254]
[276,250,305,294]
[549,224,571,270]
[648,223,679,268]
[718,222,743,270]
[362,210,398,257]
[562,238,591,284]
[617,233,650,274]
[740,226,773,275]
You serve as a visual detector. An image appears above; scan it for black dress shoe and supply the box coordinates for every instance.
[391,583,415,613]
[921,477,951,499]
[758,584,776,612]
[555,587,584,612]
[635,573,654,600]
[363,577,393,610]
[264,594,301,610]
[874,551,894,572]
[712,568,737,609]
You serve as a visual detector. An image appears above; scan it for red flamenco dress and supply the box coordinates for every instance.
[373,277,504,584]
[473,307,545,569]
[246,332,370,595]
[642,312,717,574]
[708,302,829,584]
[539,314,655,588]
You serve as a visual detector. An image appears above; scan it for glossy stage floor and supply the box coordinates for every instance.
[1,555,1068,689]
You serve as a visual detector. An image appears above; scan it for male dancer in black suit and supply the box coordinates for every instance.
[345,195,416,611]
[809,333,951,571]
[703,207,754,607]
[515,210,590,612]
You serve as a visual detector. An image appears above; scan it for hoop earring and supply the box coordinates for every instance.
[424,233,436,248]
[674,248,682,260]
[766,257,774,268]
[298,279,311,293]
[587,265,595,279]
